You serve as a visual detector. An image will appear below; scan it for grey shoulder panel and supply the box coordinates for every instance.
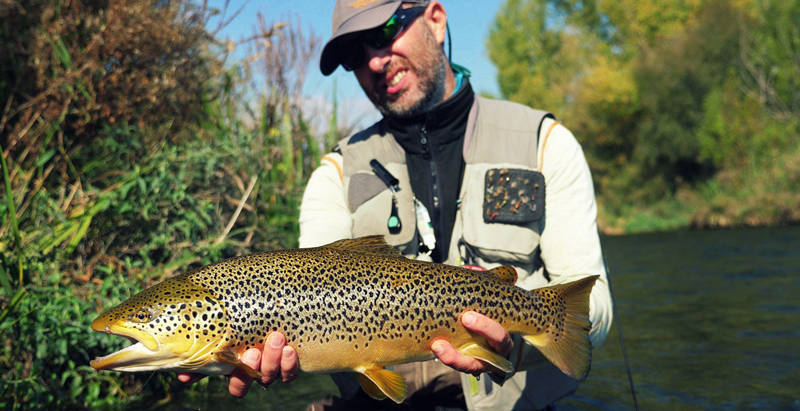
[339,123,405,178]
[345,122,383,145]
[347,173,387,212]
[467,97,554,168]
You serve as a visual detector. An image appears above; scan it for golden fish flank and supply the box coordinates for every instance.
[91,236,599,404]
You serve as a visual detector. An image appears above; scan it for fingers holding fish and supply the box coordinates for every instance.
[461,311,514,357]
[260,332,287,385]
[227,336,297,397]
[228,348,261,397]
[431,311,514,376]
[431,339,486,376]
[280,345,299,382]
[177,372,206,384]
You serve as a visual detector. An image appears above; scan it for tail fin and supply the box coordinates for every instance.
[522,275,598,380]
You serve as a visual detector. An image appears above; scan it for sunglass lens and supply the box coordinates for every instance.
[341,7,424,70]
[364,16,400,49]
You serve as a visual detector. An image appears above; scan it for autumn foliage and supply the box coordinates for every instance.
[1,0,222,172]
[488,0,800,232]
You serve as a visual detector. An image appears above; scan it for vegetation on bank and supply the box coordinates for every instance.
[488,0,800,233]
[1,0,332,408]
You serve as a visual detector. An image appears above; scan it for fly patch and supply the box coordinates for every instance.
[483,168,545,224]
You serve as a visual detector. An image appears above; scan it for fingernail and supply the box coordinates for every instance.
[244,348,259,362]
[269,332,285,348]
[463,312,476,326]
[282,345,295,357]
[431,340,444,355]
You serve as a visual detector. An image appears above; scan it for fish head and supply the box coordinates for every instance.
[90,276,229,374]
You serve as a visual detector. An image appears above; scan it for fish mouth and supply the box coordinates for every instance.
[90,341,155,371]
[90,317,175,372]
[91,316,160,351]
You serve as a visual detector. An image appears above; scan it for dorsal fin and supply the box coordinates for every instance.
[487,265,518,284]
[322,236,402,257]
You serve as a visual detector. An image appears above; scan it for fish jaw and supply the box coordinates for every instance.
[90,317,214,373]
[89,341,236,375]
[90,276,231,374]
[91,316,159,351]
[90,322,229,373]
[90,341,184,372]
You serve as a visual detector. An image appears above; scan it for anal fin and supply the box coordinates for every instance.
[356,373,387,400]
[457,342,513,373]
[358,366,406,404]
[213,350,261,379]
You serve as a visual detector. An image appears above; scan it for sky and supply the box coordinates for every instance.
[206,1,505,129]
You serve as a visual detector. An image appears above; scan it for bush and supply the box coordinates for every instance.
[1,0,325,408]
[0,265,149,409]
[1,118,318,407]
[1,0,223,176]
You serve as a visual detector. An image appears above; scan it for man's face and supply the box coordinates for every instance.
[352,6,447,118]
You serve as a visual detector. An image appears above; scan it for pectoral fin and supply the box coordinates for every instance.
[357,366,406,404]
[457,342,513,373]
[213,350,261,379]
[181,356,211,371]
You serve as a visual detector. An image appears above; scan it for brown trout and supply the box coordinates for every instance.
[91,236,598,403]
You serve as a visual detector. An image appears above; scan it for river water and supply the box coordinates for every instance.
[155,226,800,410]
[560,225,800,410]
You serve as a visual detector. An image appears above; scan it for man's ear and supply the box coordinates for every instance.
[424,2,448,46]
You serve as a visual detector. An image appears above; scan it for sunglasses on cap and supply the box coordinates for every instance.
[341,5,428,71]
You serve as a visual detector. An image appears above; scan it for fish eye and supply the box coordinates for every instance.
[131,308,155,323]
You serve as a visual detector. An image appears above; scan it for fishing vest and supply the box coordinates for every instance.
[339,96,553,282]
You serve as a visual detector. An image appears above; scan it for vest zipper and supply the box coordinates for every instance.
[420,123,443,255]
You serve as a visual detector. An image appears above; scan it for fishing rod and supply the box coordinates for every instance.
[604,256,639,410]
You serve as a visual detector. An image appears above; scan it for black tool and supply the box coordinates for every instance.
[370,159,400,192]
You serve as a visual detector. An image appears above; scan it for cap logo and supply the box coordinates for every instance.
[348,0,379,9]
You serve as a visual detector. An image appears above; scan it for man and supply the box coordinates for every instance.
[181,1,613,409]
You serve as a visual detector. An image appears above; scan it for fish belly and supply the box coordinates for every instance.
[294,324,477,373]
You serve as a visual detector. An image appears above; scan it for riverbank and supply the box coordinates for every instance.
[598,196,800,236]
[597,140,800,235]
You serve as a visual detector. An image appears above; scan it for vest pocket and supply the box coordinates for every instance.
[460,164,543,264]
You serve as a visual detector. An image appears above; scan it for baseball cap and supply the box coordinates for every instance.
[320,0,429,75]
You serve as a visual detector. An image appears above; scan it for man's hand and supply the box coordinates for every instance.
[177,331,299,397]
[431,311,514,375]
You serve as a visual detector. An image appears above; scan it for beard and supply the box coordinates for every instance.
[371,27,447,119]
